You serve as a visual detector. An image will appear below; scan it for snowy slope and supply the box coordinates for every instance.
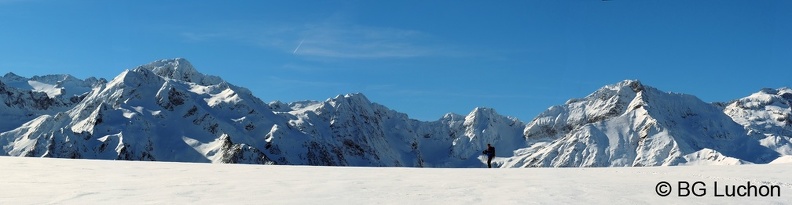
[1,157,790,204]
[1,58,789,168]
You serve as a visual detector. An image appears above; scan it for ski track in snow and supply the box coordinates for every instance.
[1,157,790,204]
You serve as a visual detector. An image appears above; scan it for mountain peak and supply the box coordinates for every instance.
[441,113,465,121]
[138,58,197,80]
[469,107,497,117]
[573,79,646,108]
[759,88,778,95]
[464,107,510,128]
[343,92,368,99]
[758,87,792,96]
[606,79,644,93]
[330,93,371,104]
[3,72,24,80]
[731,87,792,111]
[135,58,222,86]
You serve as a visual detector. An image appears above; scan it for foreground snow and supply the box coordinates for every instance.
[1,157,790,204]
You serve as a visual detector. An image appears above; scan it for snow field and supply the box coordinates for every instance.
[1,157,791,204]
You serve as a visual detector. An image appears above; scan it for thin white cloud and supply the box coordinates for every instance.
[178,22,457,59]
[293,24,435,58]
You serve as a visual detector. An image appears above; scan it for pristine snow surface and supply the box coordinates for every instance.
[1,157,790,204]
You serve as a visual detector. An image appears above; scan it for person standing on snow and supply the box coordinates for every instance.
[482,144,496,168]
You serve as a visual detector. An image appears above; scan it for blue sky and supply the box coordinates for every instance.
[1,1,790,121]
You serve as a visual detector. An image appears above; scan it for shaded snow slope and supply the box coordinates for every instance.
[1,157,790,204]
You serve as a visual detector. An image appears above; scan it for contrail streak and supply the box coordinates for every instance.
[293,39,304,54]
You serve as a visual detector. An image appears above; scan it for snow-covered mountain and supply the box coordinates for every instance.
[0,58,523,167]
[1,58,789,167]
[503,80,780,167]
[723,88,792,155]
[265,98,524,167]
[0,59,279,163]
[0,73,105,132]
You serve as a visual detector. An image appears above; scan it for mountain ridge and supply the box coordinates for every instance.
[1,58,789,167]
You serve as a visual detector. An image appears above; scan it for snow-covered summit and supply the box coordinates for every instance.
[328,93,373,107]
[526,80,645,140]
[596,79,644,95]
[732,87,792,110]
[135,58,223,86]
